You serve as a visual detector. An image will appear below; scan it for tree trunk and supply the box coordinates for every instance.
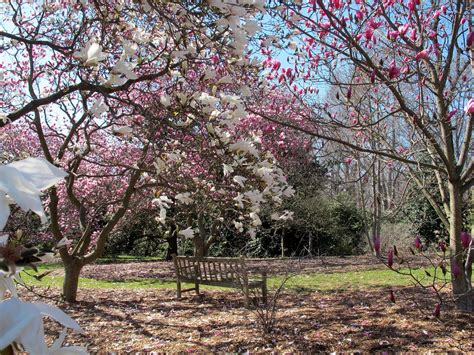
[449,182,473,312]
[165,233,178,261]
[193,236,209,257]
[63,259,83,303]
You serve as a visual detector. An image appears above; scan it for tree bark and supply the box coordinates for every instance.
[449,181,473,312]
[165,233,178,261]
[194,236,210,257]
[63,258,83,303]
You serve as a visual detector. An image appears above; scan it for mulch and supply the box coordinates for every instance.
[19,283,474,352]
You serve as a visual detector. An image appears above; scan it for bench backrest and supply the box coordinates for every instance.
[173,256,248,285]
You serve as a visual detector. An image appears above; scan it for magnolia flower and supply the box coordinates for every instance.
[388,61,400,79]
[373,236,381,254]
[112,60,138,80]
[89,99,109,117]
[73,41,106,67]
[415,49,429,61]
[217,75,233,84]
[56,237,72,249]
[178,227,195,239]
[234,193,245,209]
[282,186,295,197]
[112,126,133,137]
[0,158,68,229]
[414,235,422,250]
[156,207,167,225]
[175,192,193,205]
[464,98,474,114]
[233,221,244,232]
[452,261,461,279]
[160,94,171,107]
[103,73,127,87]
[0,235,18,300]
[460,231,472,249]
[467,30,474,48]
[249,212,262,227]
[387,249,394,268]
[223,164,234,177]
[229,140,258,157]
[271,210,294,221]
[0,298,86,354]
[197,92,220,107]
[233,175,247,188]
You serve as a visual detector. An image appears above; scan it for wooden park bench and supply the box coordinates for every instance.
[172,255,267,307]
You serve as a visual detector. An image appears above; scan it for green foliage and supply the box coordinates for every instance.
[402,184,472,245]
[278,192,365,256]
[105,211,168,257]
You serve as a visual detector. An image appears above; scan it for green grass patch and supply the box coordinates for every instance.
[18,264,448,292]
[271,267,448,292]
[96,255,164,264]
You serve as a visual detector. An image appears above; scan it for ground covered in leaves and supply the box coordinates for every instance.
[18,257,474,352]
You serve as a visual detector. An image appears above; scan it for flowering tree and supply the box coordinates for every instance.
[256,0,473,311]
[0,0,266,302]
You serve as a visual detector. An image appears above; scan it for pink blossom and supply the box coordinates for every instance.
[387,249,394,268]
[414,236,422,250]
[464,99,474,114]
[388,61,400,79]
[415,49,429,61]
[460,231,472,249]
[447,109,458,120]
[452,261,461,279]
[467,30,474,48]
[438,241,447,253]
[373,236,381,253]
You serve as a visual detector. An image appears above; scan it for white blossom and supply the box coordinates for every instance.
[0,158,67,229]
[112,126,133,137]
[178,227,195,239]
[0,298,86,354]
[223,164,234,177]
[233,175,247,187]
[175,192,193,205]
[73,41,106,67]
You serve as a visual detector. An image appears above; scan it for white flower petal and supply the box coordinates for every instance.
[178,227,194,239]
[0,192,10,229]
[7,157,68,191]
[33,302,83,332]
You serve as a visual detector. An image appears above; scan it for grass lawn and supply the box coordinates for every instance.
[19,264,445,292]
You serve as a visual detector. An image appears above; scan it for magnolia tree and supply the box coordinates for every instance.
[0,0,267,302]
[153,117,295,257]
[254,0,473,311]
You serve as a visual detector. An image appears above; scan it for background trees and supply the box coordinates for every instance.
[257,0,473,310]
[0,0,266,302]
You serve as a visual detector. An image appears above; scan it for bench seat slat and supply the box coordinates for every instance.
[172,255,267,307]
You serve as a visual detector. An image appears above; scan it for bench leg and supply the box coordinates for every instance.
[262,272,268,305]
[177,281,182,299]
[243,286,250,308]
[195,281,200,296]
